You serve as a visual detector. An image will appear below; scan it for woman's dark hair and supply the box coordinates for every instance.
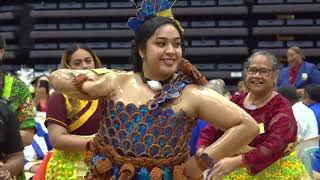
[59,43,102,69]
[277,85,298,105]
[129,16,184,72]
[304,84,320,102]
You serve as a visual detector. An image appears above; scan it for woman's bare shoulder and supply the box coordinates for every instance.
[113,70,136,80]
[182,84,228,103]
[183,84,212,96]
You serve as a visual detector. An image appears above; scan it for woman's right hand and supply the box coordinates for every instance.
[183,156,204,180]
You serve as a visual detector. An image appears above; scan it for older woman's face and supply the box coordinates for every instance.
[69,48,95,70]
[245,55,277,93]
[287,49,302,67]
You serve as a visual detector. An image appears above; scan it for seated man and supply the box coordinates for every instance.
[24,112,52,174]
[0,100,24,179]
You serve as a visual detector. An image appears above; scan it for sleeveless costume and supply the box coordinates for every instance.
[86,73,198,179]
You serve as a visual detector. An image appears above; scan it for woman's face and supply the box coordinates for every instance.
[68,48,95,70]
[140,24,182,79]
[245,55,277,94]
[287,49,302,68]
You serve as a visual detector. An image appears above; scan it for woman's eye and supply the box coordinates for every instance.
[156,42,166,46]
[174,42,181,47]
[73,62,81,66]
[85,59,92,64]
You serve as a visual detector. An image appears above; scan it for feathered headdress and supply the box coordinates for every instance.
[128,0,183,36]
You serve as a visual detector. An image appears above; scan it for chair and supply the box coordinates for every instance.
[296,136,319,159]
[295,136,319,177]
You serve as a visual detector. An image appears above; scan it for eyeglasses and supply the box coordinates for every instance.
[246,67,273,77]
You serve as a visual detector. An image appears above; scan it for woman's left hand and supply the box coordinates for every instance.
[206,156,242,180]
[0,163,10,180]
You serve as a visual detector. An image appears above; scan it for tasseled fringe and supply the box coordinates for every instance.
[179,58,208,86]
[119,163,135,180]
[95,158,112,174]
[150,167,163,180]
[173,165,188,180]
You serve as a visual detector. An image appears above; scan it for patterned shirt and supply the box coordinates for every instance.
[0,73,36,130]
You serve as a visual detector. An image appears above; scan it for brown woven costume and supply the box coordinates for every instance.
[83,58,207,179]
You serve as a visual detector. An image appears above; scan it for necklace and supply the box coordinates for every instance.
[140,72,172,91]
[244,91,275,110]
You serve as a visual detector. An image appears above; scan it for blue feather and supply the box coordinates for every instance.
[127,0,177,35]
[113,164,119,180]
[163,167,172,180]
[136,168,150,180]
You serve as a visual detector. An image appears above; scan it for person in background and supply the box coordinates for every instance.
[0,34,35,147]
[277,46,320,97]
[300,84,320,179]
[31,75,50,112]
[48,1,259,178]
[199,51,308,179]
[302,84,320,132]
[42,43,104,180]
[22,75,51,179]
[0,100,24,179]
[278,85,318,142]
[206,79,231,98]
[23,112,52,177]
[277,85,319,177]
[234,80,249,96]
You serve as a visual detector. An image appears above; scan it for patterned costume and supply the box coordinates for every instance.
[86,72,201,179]
[198,93,308,179]
[44,92,103,179]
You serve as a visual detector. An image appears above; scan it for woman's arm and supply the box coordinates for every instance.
[49,68,117,99]
[193,87,258,160]
[208,95,298,178]
[183,86,259,179]
[47,124,94,152]
[45,92,95,152]
[1,152,24,177]
[19,129,35,147]
[240,105,297,174]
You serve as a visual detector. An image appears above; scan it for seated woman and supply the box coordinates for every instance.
[198,51,308,179]
[49,1,259,179]
[39,44,105,180]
